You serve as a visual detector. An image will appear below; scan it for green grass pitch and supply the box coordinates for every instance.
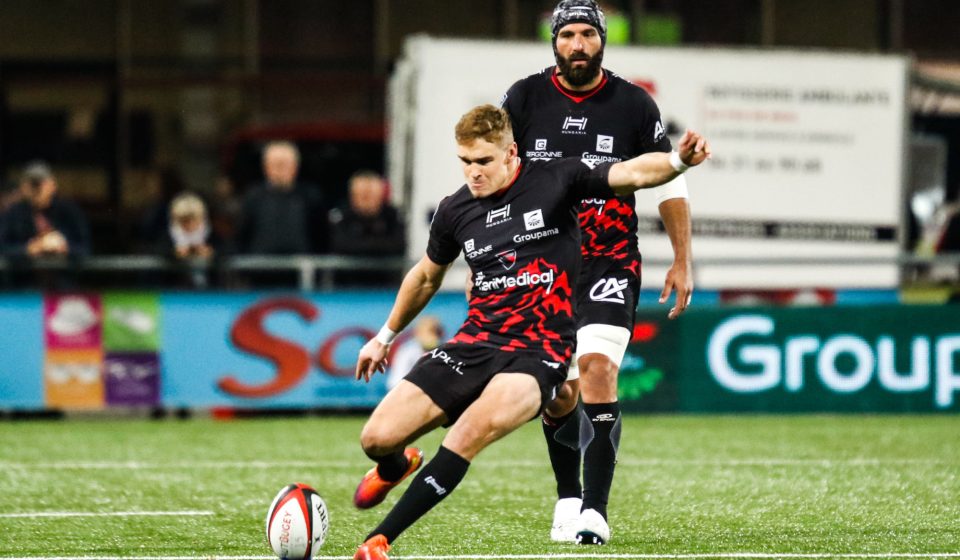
[0,415,958,558]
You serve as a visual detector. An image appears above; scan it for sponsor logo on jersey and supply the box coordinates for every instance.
[466,240,493,259]
[474,269,555,294]
[654,120,666,143]
[486,204,512,227]
[581,152,622,165]
[513,227,559,244]
[524,209,544,231]
[526,150,564,160]
[428,347,466,375]
[535,138,548,150]
[596,134,614,153]
[589,277,630,304]
[563,116,588,134]
[496,249,517,270]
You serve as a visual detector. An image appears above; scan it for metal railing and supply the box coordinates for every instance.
[0,253,958,291]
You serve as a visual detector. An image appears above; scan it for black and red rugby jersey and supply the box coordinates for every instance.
[502,66,672,264]
[428,158,615,364]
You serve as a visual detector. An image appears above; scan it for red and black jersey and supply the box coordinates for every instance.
[428,158,615,364]
[502,66,672,264]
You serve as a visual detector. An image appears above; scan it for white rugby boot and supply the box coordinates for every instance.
[574,508,610,545]
[549,497,582,542]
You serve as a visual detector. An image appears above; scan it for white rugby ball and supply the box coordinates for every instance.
[265,483,329,560]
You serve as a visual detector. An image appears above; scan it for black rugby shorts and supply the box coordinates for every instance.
[575,256,641,330]
[404,342,567,426]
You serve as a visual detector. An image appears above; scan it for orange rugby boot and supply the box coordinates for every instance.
[353,447,424,509]
[353,534,390,560]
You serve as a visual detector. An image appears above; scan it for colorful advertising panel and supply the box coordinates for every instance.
[1,294,956,413]
[620,306,960,413]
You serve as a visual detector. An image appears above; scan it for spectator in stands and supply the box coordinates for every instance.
[328,170,406,285]
[156,192,221,288]
[0,161,91,259]
[328,170,405,257]
[162,192,216,260]
[237,141,324,255]
[386,315,443,390]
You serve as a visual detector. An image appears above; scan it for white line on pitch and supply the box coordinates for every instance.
[0,511,214,518]
[0,458,955,470]
[2,553,960,559]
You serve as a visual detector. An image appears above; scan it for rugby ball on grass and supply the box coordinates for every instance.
[265,483,329,559]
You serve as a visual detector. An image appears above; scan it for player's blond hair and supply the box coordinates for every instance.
[454,105,514,148]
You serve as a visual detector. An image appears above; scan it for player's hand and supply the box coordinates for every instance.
[660,259,693,319]
[678,130,711,167]
[356,338,389,383]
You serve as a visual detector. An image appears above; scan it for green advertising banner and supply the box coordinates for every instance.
[624,306,960,412]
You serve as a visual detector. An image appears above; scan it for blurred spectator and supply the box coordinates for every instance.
[328,170,405,257]
[162,192,217,260]
[328,170,405,285]
[156,192,221,288]
[386,316,443,390]
[237,141,324,255]
[0,161,91,259]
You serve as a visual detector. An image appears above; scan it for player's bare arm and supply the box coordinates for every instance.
[356,255,452,382]
[607,130,710,195]
[658,197,693,319]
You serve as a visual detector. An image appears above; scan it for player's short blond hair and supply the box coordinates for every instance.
[454,104,514,148]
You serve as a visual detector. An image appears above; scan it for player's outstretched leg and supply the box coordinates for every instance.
[354,380,446,509]
[360,446,471,546]
[543,378,583,542]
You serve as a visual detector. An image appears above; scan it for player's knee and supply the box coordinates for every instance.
[579,354,619,401]
[359,421,401,456]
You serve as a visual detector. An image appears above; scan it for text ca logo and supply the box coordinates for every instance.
[706,314,960,409]
[589,278,629,304]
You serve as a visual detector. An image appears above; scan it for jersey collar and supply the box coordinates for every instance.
[492,161,523,197]
[551,68,608,103]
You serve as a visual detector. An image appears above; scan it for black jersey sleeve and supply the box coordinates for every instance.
[635,90,673,154]
[425,196,461,265]
[550,158,617,204]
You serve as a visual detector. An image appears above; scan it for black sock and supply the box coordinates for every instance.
[367,445,470,542]
[542,408,582,500]
[581,402,622,519]
[369,450,408,483]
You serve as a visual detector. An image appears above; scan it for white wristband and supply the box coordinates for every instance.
[374,325,397,345]
[669,151,689,173]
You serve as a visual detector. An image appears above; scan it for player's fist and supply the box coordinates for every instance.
[678,130,711,167]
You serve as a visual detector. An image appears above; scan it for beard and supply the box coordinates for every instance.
[555,49,604,87]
